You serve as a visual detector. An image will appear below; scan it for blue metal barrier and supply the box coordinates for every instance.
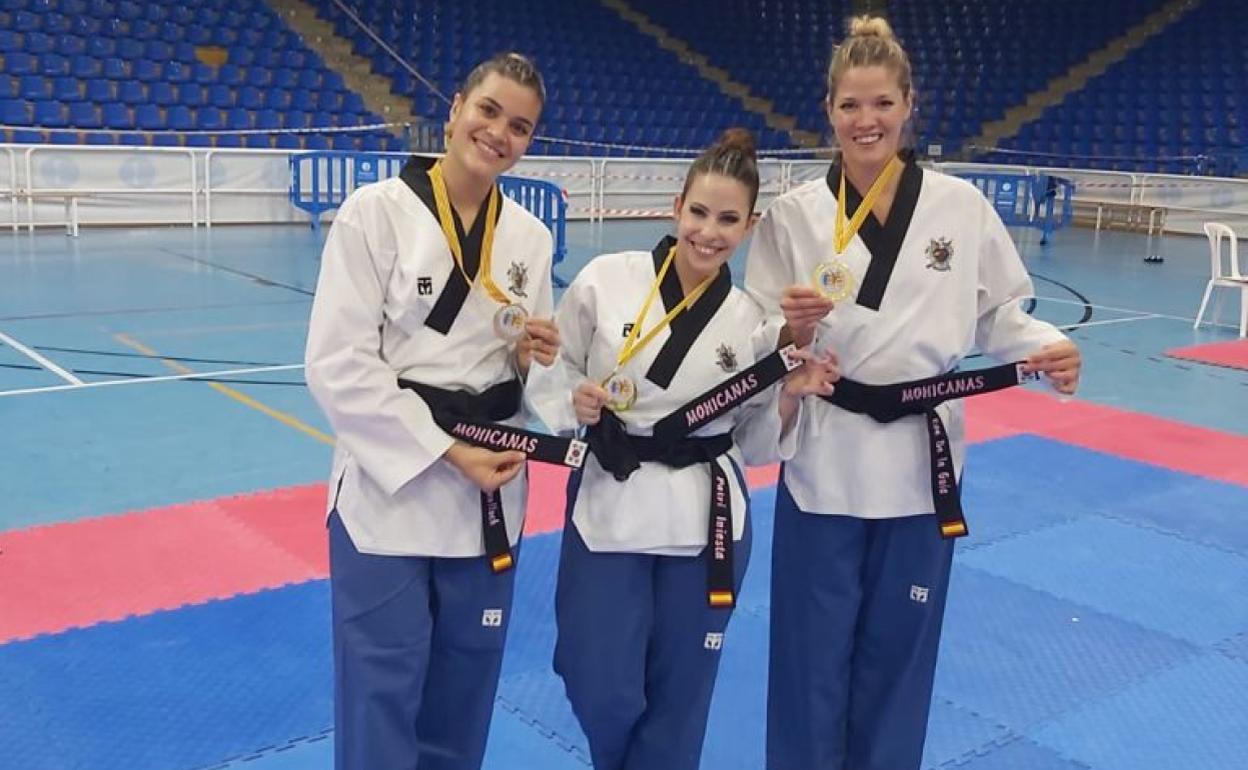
[290,151,569,286]
[953,171,1074,244]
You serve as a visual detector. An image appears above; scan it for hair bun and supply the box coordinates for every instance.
[715,127,757,159]
[848,15,896,41]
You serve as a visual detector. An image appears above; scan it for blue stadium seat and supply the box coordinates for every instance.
[273,68,298,89]
[70,55,101,78]
[134,103,162,129]
[225,107,251,129]
[195,108,224,130]
[179,84,205,108]
[12,130,47,144]
[255,109,281,130]
[132,59,161,82]
[238,86,264,111]
[19,75,50,100]
[33,99,68,127]
[144,40,171,61]
[192,63,216,85]
[118,80,145,105]
[218,64,244,87]
[25,31,53,55]
[100,102,131,129]
[51,76,79,101]
[263,89,292,110]
[14,11,41,32]
[149,82,175,107]
[116,38,143,62]
[68,101,101,128]
[208,85,234,109]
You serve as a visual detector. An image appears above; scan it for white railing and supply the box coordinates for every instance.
[2,143,1246,236]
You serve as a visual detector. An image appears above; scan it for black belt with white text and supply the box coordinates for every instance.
[818,361,1038,539]
[399,378,588,574]
[588,344,801,607]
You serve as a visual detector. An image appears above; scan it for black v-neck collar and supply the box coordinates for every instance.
[401,155,504,335]
[825,151,923,310]
[644,235,733,389]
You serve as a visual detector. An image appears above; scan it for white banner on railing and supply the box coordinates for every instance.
[2,144,1245,235]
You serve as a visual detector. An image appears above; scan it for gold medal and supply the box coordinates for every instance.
[493,303,528,341]
[812,260,856,302]
[603,373,637,412]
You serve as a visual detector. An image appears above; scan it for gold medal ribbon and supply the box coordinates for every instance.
[833,155,903,254]
[610,245,715,377]
[428,160,511,305]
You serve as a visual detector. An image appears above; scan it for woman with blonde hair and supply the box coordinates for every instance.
[745,16,1081,770]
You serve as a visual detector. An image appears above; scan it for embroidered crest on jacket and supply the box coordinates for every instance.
[507,261,528,297]
[925,238,953,272]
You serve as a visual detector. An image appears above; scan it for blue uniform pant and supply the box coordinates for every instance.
[766,479,955,770]
[329,512,517,770]
[554,515,752,770]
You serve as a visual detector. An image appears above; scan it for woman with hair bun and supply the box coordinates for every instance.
[745,16,1081,770]
[527,129,838,770]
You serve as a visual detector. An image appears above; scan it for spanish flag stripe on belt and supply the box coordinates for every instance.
[491,553,514,573]
[940,521,968,538]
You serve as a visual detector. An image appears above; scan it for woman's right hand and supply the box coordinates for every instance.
[573,380,610,426]
[780,284,835,348]
[444,442,526,493]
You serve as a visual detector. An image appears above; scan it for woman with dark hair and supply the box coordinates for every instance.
[528,129,838,770]
[305,53,562,770]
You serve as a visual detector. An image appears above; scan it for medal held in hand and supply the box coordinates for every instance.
[602,373,638,412]
[493,303,529,342]
[812,259,855,302]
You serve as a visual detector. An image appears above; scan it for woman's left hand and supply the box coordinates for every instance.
[1024,339,1081,395]
[782,347,840,398]
[516,317,561,378]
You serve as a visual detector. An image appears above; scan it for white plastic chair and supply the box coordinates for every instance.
[1194,222,1248,338]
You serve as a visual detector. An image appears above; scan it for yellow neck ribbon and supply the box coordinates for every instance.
[834,155,903,254]
[614,245,716,372]
[428,160,510,305]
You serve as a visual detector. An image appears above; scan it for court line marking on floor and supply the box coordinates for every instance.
[0,328,84,385]
[125,319,309,338]
[0,363,305,398]
[1034,294,1236,329]
[1059,314,1161,331]
[113,333,334,446]
[0,298,309,322]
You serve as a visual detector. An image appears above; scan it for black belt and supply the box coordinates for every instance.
[819,362,1038,539]
[399,378,587,573]
[587,344,801,607]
